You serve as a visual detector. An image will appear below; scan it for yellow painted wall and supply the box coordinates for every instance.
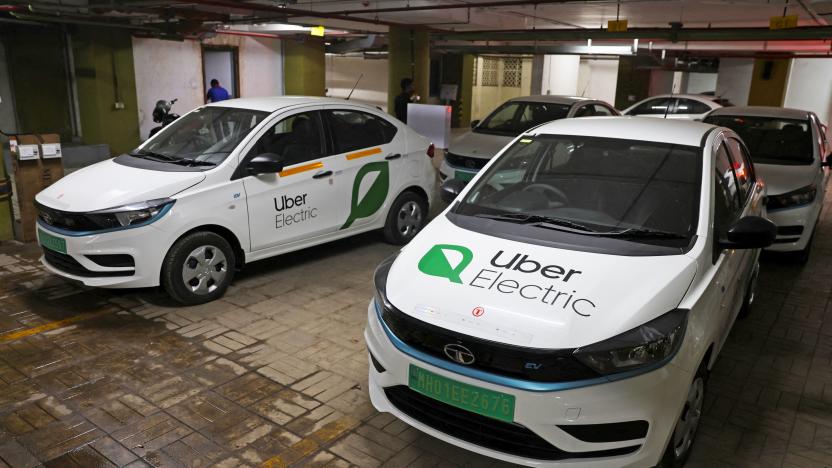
[472,56,533,121]
[387,27,430,115]
[748,59,791,107]
[283,38,325,96]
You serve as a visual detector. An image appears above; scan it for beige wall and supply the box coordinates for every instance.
[472,56,533,121]
[325,55,388,111]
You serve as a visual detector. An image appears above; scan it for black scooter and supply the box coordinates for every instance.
[149,98,180,138]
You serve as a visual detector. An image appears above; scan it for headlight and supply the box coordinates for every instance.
[373,252,399,310]
[767,184,816,211]
[573,309,687,375]
[89,198,175,228]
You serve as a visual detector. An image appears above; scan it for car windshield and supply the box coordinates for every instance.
[138,106,269,165]
[704,115,813,165]
[453,134,702,249]
[475,101,570,136]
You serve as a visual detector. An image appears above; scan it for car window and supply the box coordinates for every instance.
[325,109,397,154]
[477,101,570,136]
[726,138,754,202]
[517,103,571,131]
[674,99,711,115]
[247,111,324,167]
[714,142,742,219]
[703,114,814,165]
[573,105,593,117]
[630,98,674,115]
[477,102,522,134]
[592,104,615,116]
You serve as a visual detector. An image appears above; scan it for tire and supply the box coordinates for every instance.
[383,191,428,245]
[161,231,236,305]
[657,362,708,467]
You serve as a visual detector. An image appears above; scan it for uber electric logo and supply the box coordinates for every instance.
[341,162,390,229]
[417,244,596,317]
[274,193,318,229]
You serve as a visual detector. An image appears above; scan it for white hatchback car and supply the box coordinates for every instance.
[440,95,619,183]
[366,118,775,467]
[623,94,724,120]
[35,97,436,304]
[705,106,831,262]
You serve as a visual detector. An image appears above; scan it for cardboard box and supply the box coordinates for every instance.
[0,145,11,241]
[9,134,64,242]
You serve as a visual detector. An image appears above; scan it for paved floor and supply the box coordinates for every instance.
[2,195,832,467]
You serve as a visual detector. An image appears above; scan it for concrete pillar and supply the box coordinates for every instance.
[614,56,651,109]
[716,58,753,106]
[387,26,429,117]
[440,53,474,128]
[541,55,580,96]
[530,55,544,95]
[283,37,325,96]
[72,28,141,155]
[748,58,791,106]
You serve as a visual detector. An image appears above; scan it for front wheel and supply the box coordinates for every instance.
[383,191,428,245]
[162,232,235,305]
[658,365,707,467]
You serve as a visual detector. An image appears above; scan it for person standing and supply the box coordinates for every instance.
[394,78,415,123]
[206,79,230,103]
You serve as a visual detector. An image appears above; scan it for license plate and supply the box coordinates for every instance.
[455,170,475,183]
[408,364,515,422]
[38,229,67,254]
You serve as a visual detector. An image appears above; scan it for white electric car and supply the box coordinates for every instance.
[705,106,830,262]
[366,118,775,467]
[35,97,436,304]
[623,94,724,120]
[440,95,619,184]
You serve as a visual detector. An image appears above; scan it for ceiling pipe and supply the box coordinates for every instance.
[216,29,282,39]
[435,25,832,41]
[10,12,160,30]
[325,0,578,16]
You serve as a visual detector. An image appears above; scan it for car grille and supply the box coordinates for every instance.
[444,152,489,170]
[379,305,599,383]
[384,386,640,461]
[36,202,119,232]
[43,248,134,277]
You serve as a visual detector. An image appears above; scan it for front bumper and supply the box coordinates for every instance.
[36,221,170,288]
[364,301,692,467]
[765,199,822,252]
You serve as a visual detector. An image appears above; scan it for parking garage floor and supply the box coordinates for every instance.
[2,197,832,468]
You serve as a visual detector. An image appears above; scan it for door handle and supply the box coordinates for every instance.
[312,170,333,179]
[385,153,402,160]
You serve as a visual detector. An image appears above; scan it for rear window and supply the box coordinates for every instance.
[704,115,814,165]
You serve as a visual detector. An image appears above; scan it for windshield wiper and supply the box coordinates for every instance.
[598,227,687,239]
[170,158,216,167]
[474,213,596,232]
[130,150,177,162]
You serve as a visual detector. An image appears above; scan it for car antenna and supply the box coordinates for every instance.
[346,74,363,100]
[663,74,675,119]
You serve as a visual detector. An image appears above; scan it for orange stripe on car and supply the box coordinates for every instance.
[279,161,323,177]
[345,147,382,160]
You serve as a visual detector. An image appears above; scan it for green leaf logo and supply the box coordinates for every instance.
[342,161,390,229]
[418,244,473,284]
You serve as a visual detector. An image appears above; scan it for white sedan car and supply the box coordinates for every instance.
[623,94,724,120]
[705,106,830,262]
[35,97,436,304]
[440,95,619,184]
[366,117,775,467]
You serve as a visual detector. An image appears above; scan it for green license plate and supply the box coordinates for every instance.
[455,170,475,182]
[408,364,515,422]
[38,229,67,254]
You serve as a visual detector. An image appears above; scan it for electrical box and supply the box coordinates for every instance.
[8,134,64,242]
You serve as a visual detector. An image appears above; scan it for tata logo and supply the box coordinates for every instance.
[418,244,473,284]
[444,343,475,365]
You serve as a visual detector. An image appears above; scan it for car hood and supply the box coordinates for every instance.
[448,131,515,160]
[754,163,818,196]
[384,216,697,349]
[36,159,205,212]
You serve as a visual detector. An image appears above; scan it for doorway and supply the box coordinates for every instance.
[202,46,239,100]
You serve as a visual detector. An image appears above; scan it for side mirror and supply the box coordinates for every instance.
[470,120,480,129]
[247,153,284,176]
[440,178,467,204]
[719,216,776,249]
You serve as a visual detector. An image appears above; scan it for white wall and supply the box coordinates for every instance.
[472,57,533,120]
[577,58,619,105]
[715,58,753,106]
[649,70,674,96]
[325,55,388,111]
[685,72,717,94]
[541,55,580,96]
[785,58,832,125]
[132,34,282,140]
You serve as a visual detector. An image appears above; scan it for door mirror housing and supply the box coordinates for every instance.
[440,179,467,204]
[248,153,284,176]
[470,120,480,129]
[719,216,776,249]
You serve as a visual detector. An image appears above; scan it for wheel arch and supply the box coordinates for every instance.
[166,224,246,273]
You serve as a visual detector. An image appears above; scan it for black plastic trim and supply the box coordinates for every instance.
[43,249,134,278]
[558,421,649,443]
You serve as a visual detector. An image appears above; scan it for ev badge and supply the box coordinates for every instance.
[472,306,484,317]
[444,343,475,365]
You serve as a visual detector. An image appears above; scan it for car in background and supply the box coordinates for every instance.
[367,117,775,467]
[704,106,831,262]
[439,95,619,184]
[35,97,436,305]
[623,94,724,120]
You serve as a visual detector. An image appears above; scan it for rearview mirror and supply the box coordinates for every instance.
[248,153,284,176]
[719,216,776,249]
[440,179,467,204]
[470,120,480,129]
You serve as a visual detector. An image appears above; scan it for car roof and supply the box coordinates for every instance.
[506,95,595,105]
[706,106,811,120]
[528,116,715,147]
[643,94,718,102]
[205,96,378,113]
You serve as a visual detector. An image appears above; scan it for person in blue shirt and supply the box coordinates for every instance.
[206,79,230,103]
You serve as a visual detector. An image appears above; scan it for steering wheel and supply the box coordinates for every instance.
[521,183,569,207]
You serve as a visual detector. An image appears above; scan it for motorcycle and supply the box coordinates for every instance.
[149,98,180,138]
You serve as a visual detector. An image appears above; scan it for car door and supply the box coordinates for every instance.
[238,107,348,251]
[321,106,403,231]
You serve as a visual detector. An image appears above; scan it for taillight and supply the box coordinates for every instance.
[426,143,435,158]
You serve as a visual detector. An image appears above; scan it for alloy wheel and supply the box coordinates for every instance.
[673,376,705,459]
[396,201,423,239]
[181,245,228,295]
